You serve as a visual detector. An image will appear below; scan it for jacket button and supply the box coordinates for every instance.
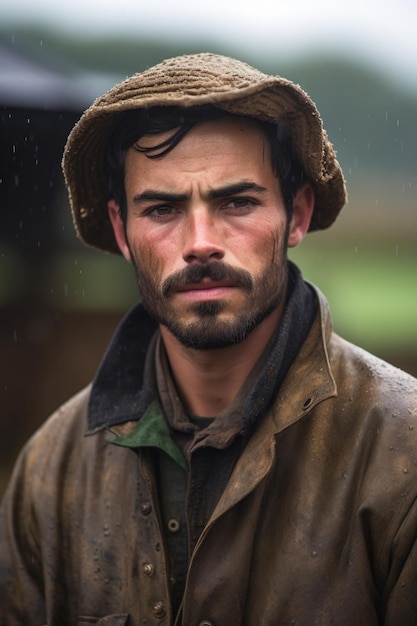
[198,621,214,626]
[152,601,166,618]
[143,562,154,576]
[140,502,152,515]
[167,518,181,533]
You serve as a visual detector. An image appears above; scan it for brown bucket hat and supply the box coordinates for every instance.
[62,52,347,255]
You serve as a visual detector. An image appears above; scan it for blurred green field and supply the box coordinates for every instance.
[290,238,417,352]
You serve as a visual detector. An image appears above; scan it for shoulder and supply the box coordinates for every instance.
[4,386,94,496]
[325,333,417,472]
[329,332,417,404]
[28,384,92,450]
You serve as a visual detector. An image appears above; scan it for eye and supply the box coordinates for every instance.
[147,205,179,220]
[222,197,258,213]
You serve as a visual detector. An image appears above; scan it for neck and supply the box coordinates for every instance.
[160,304,284,417]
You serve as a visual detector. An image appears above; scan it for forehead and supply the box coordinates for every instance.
[125,116,273,181]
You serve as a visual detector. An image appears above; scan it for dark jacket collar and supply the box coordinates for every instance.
[88,305,158,431]
[87,261,315,433]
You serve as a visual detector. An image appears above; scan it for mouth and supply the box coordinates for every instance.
[175,278,237,300]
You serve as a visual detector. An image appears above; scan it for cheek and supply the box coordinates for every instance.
[246,224,287,269]
[129,236,163,283]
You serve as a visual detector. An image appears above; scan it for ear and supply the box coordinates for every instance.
[108,199,132,262]
[287,183,315,248]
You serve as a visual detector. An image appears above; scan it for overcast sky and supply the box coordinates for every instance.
[2,0,417,91]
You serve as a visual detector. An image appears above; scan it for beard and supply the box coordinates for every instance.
[130,233,289,350]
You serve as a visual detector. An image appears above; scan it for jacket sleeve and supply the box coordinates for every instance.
[0,441,47,625]
[383,495,417,624]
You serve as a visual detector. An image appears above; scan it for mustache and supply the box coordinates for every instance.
[161,262,253,296]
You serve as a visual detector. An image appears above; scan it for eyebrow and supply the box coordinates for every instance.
[132,181,267,205]
[209,182,267,198]
[132,190,188,205]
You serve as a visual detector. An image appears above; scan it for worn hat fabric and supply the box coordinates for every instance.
[62,52,347,254]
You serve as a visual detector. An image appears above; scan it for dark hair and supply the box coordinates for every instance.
[106,105,306,222]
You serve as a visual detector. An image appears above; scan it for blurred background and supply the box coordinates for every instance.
[1,0,416,496]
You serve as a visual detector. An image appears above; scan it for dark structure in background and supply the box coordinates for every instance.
[0,34,117,304]
[0,36,119,494]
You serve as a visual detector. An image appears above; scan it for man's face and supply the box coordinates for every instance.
[109,117,312,350]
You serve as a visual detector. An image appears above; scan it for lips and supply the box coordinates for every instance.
[176,277,236,292]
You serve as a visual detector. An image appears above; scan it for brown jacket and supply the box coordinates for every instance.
[1,290,417,626]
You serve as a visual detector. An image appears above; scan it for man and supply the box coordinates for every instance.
[1,53,417,626]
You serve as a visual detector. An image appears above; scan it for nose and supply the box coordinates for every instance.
[182,208,225,263]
